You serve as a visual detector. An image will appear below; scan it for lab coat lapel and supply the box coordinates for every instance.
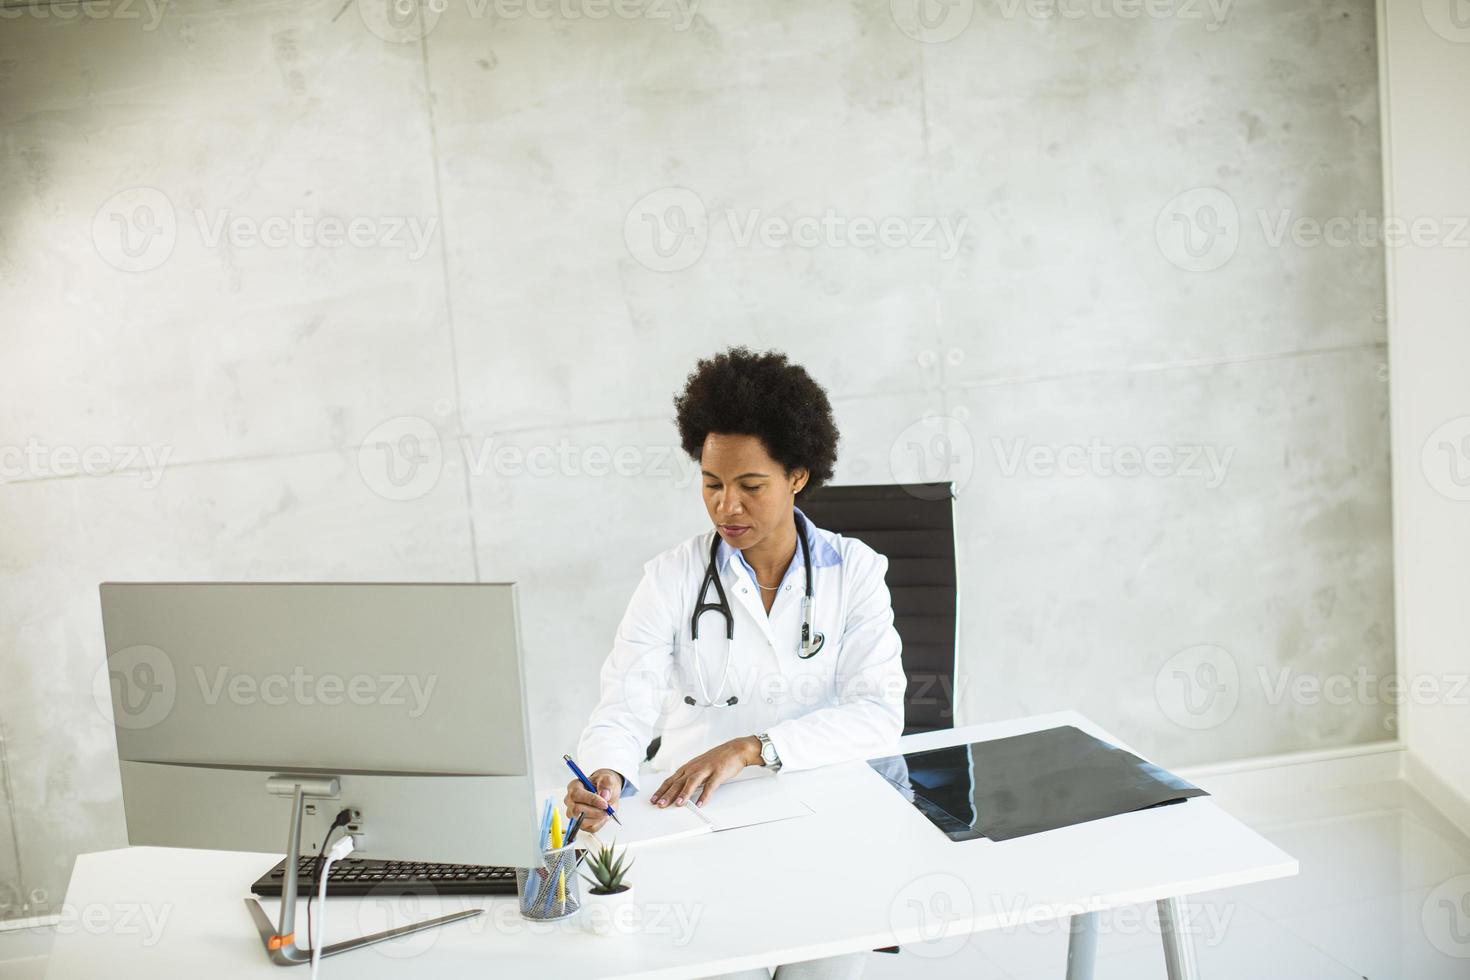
[719,557,779,648]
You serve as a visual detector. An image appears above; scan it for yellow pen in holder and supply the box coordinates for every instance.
[550,808,566,909]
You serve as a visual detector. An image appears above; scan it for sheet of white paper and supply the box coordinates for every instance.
[605,790,710,847]
[607,770,812,848]
[699,773,813,832]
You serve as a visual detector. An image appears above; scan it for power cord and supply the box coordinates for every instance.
[305,809,354,959]
[310,832,357,980]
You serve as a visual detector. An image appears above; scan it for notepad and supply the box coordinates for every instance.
[607,769,813,848]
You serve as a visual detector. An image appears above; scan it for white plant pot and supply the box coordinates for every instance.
[581,885,639,937]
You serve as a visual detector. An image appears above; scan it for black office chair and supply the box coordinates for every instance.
[797,481,958,734]
[799,482,959,959]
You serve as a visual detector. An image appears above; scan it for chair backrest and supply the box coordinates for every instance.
[798,482,958,734]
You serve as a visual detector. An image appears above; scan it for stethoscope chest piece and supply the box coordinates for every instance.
[797,593,825,658]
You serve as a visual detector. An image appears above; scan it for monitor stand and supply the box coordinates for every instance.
[244,777,484,966]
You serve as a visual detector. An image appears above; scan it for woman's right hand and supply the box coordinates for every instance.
[564,768,624,833]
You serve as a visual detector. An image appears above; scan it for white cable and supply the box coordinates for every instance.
[309,834,357,980]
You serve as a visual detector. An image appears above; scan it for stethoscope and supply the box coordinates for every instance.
[685,511,826,708]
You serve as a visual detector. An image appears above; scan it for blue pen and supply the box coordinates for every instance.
[563,754,622,826]
[522,867,542,910]
[538,796,554,849]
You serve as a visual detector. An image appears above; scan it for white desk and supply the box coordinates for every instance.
[44,711,1296,979]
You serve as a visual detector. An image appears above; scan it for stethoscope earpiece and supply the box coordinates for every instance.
[684,694,737,707]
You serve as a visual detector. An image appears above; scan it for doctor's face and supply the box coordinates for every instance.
[700,433,807,552]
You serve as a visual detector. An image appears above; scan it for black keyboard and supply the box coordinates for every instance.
[250,856,519,898]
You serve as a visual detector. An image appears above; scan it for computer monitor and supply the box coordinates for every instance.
[97,582,541,964]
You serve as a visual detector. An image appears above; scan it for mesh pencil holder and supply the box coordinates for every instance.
[516,844,581,922]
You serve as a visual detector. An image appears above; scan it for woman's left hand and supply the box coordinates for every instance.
[651,736,762,808]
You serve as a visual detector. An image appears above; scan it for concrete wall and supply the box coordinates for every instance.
[0,0,1390,917]
[1378,0,1470,830]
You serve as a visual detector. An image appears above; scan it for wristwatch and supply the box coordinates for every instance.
[756,732,781,772]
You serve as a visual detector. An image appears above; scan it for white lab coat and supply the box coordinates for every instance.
[576,520,907,792]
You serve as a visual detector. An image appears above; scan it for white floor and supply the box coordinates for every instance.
[863,777,1470,980]
[2,774,1468,979]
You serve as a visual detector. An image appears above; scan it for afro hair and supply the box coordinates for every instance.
[673,347,840,493]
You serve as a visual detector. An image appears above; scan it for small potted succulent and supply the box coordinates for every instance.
[579,842,638,937]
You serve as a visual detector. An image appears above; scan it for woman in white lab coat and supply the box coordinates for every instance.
[565,347,906,980]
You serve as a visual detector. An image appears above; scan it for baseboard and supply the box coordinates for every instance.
[1402,748,1470,842]
[1176,739,1403,798]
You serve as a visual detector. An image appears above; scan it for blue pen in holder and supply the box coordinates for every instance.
[516,844,581,922]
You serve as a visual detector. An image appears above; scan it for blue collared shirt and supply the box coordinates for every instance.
[716,506,843,591]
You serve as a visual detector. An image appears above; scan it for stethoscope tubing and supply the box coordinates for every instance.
[686,512,822,708]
